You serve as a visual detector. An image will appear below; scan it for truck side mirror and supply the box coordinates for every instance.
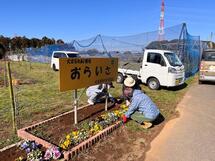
[137,57,142,63]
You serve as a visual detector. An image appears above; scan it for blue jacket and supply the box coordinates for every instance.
[125,90,160,121]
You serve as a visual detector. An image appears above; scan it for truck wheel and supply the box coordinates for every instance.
[147,78,160,90]
[117,73,124,83]
[52,64,57,71]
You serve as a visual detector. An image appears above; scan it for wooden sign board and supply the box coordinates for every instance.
[59,57,118,91]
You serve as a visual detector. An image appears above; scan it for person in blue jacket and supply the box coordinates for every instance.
[122,77,160,129]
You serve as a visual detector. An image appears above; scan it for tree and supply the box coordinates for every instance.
[30,38,42,48]
[0,35,10,50]
[21,36,30,48]
[11,36,22,50]
[51,38,56,44]
[56,39,64,44]
[0,35,66,54]
[0,43,6,59]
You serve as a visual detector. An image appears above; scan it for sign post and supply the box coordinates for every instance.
[105,84,108,111]
[59,57,118,124]
[74,89,78,124]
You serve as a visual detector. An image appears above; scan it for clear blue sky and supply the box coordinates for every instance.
[0,0,215,42]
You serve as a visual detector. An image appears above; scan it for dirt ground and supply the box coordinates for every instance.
[0,102,165,161]
[75,122,164,161]
[0,146,26,161]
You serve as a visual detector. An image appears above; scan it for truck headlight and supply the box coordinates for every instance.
[168,67,177,73]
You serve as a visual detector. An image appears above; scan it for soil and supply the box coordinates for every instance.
[77,128,142,161]
[0,146,26,161]
[0,102,166,161]
[29,102,117,146]
[74,118,165,161]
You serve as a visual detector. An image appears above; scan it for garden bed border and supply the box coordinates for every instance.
[17,104,122,160]
[17,104,90,148]
[0,141,22,153]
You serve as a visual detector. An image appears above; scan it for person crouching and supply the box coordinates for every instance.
[86,82,115,105]
[122,77,160,129]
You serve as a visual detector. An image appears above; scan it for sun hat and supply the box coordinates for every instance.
[124,77,136,87]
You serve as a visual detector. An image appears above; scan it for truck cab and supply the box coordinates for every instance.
[199,49,215,83]
[117,49,185,90]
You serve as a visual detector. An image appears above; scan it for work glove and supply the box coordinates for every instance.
[122,115,128,123]
[126,100,131,106]
[109,97,117,103]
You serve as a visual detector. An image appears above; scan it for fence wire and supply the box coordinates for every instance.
[25,23,201,77]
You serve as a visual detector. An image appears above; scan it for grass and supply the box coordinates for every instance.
[0,61,89,148]
[0,60,197,149]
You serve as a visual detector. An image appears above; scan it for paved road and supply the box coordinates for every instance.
[145,83,215,161]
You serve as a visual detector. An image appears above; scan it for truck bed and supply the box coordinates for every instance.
[119,61,141,71]
[118,68,140,76]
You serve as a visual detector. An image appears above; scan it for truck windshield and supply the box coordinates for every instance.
[164,52,182,67]
[202,51,215,61]
[67,53,80,58]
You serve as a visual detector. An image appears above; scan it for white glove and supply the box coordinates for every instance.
[126,100,131,106]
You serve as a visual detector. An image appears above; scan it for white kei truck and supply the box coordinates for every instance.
[50,51,80,71]
[117,49,185,90]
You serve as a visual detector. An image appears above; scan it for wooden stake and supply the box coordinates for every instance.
[6,61,17,134]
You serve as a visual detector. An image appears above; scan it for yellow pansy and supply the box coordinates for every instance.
[64,139,71,147]
[72,131,78,136]
[60,144,67,150]
[66,134,71,140]
[120,104,128,109]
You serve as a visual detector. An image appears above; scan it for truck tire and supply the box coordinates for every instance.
[147,78,160,90]
[117,73,124,83]
[52,64,57,71]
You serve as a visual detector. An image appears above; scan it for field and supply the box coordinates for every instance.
[0,61,88,148]
[0,60,197,158]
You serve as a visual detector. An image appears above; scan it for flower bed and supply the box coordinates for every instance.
[60,104,128,150]
[17,102,128,160]
[14,140,62,161]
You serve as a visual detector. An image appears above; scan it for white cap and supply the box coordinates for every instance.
[124,77,136,87]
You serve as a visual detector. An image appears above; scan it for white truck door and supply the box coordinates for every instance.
[140,52,168,86]
[57,52,67,69]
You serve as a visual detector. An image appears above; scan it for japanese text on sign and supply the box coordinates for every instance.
[59,58,118,91]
